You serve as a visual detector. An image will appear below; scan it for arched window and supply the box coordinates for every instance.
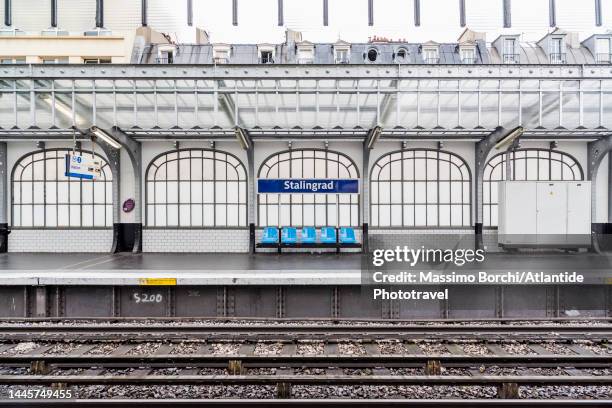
[483,149,584,227]
[12,149,112,227]
[258,149,359,227]
[371,149,471,227]
[145,149,247,227]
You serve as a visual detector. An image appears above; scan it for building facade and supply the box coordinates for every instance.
[0,0,611,253]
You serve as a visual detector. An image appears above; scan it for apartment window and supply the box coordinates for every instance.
[42,57,69,64]
[460,48,475,64]
[423,48,439,64]
[157,50,174,64]
[213,48,230,64]
[596,38,611,63]
[483,149,583,227]
[335,48,350,64]
[1,57,26,64]
[83,58,112,64]
[260,50,274,64]
[502,39,518,63]
[549,38,565,64]
[258,149,359,227]
[371,149,471,227]
[395,48,408,63]
[12,149,113,228]
[145,149,247,227]
[366,48,378,62]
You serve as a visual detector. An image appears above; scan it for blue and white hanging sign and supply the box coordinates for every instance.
[65,154,102,180]
[258,179,359,194]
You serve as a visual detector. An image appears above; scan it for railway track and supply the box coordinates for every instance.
[0,318,609,403]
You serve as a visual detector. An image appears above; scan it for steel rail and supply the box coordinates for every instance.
[1,354,610,367]
[0,399,610,407]
[0,374,611,386]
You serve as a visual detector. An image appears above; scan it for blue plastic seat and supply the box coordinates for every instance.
[281,227,298,244]
[301,227,316,244]
[261,227,279,244]
[320,227,337,244]
[339,227,357,244]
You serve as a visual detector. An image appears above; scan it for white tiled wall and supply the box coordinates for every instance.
[143,229,249,253]
[9,229,113,253]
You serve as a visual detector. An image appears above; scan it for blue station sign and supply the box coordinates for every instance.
[258,179,359,194]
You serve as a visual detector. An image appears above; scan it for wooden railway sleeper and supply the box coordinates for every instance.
[497,382,520,399]
[425,359,442,375]
[276,382,292,399]
[227,359,244,375]
[30,360,49,375]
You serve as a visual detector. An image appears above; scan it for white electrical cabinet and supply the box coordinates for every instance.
[498,181,591,248]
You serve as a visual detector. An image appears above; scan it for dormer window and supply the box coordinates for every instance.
[334,44,350,64]
[459,43,476,64]
[366,48,378,62]
[394,48,408,63]
[258,46,275,64]
[297,43,314,64]
[502,38,518,63]
[213,45,231,64]
[422,46,439,64]
[549,37,566,64]
[596,38,611,64]
[157,45,176,64]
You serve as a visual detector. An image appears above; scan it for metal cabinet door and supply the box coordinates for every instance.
[504,182,537,235]
[566,182,591,235]
[536,182,567,235]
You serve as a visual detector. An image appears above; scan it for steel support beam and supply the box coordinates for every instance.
[187,0,193,26]
[474,126,512,248]
[595,0,602,26]
[277,0,283,26]
[368,0,373,26]
[459,0,466,27]
[50,0,57,27]
[107,127,143,253]
[0,142,8,253]
[141,0,147,27]
[95,0,104,28]
[503,0,511,28]
[232,0,238,26]
[549,0,556,27]
[323,0,328,26]
[587,135,612,224]
[414,0,420,26]
[4,0,11,26]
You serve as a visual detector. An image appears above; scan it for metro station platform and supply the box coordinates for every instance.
[0,252,610,286]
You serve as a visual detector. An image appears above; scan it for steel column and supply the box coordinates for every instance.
[459,0,466,27]
[187,0,193,26]
[108,127,143,253]
[4,0,11,26]
[548,0,556,27]
[474,127,512,248]
[368,0,373,26]
[323,0,328,26]
[50,0,57,27]
[587,135,612,222]
[277,0,283,26]
[95,0,104,28]
[141,0,147,26]
[232,0,238,26]
[0,142,7,253]
[414,0,420,26]
[503,0,511,28]
[595,0,602,26]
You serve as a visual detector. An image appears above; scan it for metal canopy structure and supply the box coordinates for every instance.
[0,64,611,141]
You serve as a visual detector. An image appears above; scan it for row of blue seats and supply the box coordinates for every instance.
[261,226,358,245]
